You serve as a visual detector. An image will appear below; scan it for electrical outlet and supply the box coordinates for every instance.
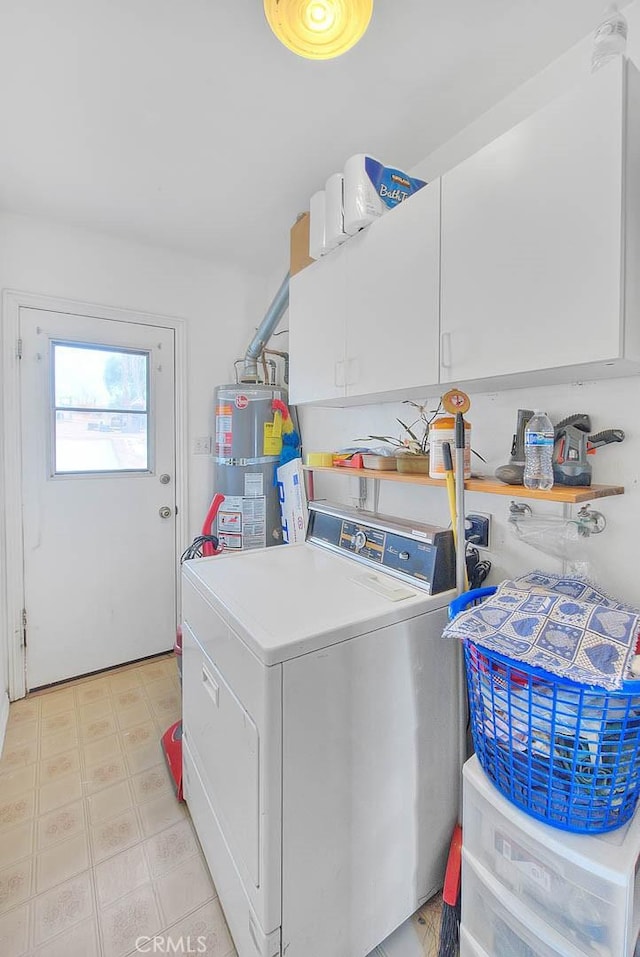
[193,436,212,455]
[465,512,491,549]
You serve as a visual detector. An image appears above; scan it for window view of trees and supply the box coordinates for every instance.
[53,343,149,472]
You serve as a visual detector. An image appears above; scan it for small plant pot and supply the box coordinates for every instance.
[396,453,430,474]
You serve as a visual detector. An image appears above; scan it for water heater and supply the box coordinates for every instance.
[214,384,287,550]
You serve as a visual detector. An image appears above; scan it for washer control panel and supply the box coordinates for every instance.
[307,502,455,594]
[341,523,385,562]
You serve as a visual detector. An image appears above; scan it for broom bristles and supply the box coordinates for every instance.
[437,897,460,957]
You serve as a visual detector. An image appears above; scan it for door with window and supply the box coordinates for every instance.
[20,308,177,689]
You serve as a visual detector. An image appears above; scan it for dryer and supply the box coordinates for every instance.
[181,502,462,957]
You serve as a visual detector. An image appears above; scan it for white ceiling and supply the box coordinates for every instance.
[0,0,619,275]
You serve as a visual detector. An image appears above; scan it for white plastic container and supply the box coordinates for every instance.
[428,416,471,480]
[463,755,640,956]
[462,850,586,957]
[459,927,491,957]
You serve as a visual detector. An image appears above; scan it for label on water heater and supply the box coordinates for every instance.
[218,510,242,532]
[244,473,264,497]
[218,495,266,550]
[263,422,283,457]
[242,496,266,549]
[215,403,233,456]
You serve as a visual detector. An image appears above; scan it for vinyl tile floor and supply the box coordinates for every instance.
[0,654,444,957]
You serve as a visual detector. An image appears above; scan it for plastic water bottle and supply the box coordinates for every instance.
[591,3,628,73]
[524,411,554,490]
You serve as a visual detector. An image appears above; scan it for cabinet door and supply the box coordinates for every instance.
[182,623,260,886]
[440,60,625,384]
[346,180,441,399]
[288,248,347,404]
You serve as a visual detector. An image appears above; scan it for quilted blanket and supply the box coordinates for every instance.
[443,571,640,691]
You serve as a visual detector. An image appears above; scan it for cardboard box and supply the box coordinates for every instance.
[276,458,308,544]
[290,212,314,277]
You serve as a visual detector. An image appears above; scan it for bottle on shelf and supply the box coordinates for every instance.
[591,3,628,73]
[523,410,555,491]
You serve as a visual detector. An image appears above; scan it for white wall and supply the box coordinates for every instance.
[298,4,640,606]
[412,2,640,182]
[0,210,270,702]
[0,210,267,533]
[300,377,639,600]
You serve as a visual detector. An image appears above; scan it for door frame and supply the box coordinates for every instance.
[1,289,189,700]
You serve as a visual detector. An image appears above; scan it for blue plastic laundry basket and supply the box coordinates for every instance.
[451,588,640,834]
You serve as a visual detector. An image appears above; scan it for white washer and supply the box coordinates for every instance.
[181,502,462,957]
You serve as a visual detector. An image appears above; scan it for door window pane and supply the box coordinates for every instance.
[52,342,150,474]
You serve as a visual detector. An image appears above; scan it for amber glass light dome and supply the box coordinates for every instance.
[264,0,373,60]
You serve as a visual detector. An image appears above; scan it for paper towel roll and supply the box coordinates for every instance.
[324,173,348,250]
[309,190,326,260]
[343,154,427,234]
[343,153,381,235]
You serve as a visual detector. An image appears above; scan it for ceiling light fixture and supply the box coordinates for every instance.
[264,0,373,60]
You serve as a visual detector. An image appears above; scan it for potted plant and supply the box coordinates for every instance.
[362,400,442,473]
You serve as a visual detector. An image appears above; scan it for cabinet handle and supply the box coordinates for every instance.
[202,663,219,707]
[335,361,345,387]
[345,357,359,387]
[441,332,452,369]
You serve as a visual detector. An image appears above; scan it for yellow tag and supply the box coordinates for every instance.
[442,388,470,415]
[272,411,283,438]
[264,422,283,456]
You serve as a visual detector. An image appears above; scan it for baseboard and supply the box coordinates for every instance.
[0,691,9,756]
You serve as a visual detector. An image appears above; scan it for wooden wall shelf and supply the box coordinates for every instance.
[302,465,624,505]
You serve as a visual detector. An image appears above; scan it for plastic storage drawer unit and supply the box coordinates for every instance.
[459,926,492,957]
[462,849,587,957]
[463,754,640,956]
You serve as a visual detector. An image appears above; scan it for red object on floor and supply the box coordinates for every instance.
[442,823,463,906]
[161,720,184,802]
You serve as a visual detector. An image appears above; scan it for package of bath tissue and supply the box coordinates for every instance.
[343,154,427,235]
[309,189,327,260]
[324,172,349,250]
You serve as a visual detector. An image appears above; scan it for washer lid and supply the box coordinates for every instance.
[183,544,454,666]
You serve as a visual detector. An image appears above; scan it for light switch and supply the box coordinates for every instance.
[193,436,212,455]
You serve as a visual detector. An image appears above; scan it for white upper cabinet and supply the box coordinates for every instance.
[290,59,640,406]
[289,180,441,405]
[289,243,347,404]
[345,180,440,401]
[440,58,640,388]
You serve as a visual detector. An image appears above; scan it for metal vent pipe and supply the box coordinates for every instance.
[242,273,290,382]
